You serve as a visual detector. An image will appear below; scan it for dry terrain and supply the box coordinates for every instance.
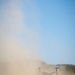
[0,60,75,75]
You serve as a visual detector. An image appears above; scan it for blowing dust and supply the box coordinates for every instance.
[0,0,40,75]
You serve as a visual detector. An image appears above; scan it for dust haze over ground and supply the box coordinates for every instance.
[0,0,40,75]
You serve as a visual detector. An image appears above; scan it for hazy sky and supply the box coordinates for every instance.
[0,0,75,64]
[36,0,75,64]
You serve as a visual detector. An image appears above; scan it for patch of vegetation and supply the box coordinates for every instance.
[65,64,75,73]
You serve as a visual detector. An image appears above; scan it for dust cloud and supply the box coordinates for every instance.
[0,0,40,75]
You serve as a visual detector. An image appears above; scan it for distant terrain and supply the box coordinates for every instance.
[0,60,75,75]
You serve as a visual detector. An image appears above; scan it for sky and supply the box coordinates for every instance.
[0,0,75,64]
[36,0,75,64]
